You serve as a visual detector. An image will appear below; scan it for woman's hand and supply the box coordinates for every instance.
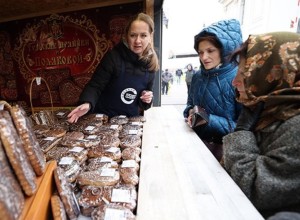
[187,114,193,127]
[140,90,153,103]
[185,108,194,127]
[67,103,90,123]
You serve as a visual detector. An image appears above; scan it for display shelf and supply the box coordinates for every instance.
[20,160,57,220]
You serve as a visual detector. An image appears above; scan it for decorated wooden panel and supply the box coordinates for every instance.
[0,2,142,111]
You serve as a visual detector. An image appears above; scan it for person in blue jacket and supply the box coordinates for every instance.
[183,19,242,161]
[67,13,159,123]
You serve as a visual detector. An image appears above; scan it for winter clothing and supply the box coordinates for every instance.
[161,70,173,95]
[223,32,300,218]
[183,19,242,145]
[79,41,155,117]
[185,64,195,94]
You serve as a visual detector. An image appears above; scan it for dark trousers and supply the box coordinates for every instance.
[162,81,169,95]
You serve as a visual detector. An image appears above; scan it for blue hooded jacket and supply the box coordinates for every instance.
[183,19,242,142]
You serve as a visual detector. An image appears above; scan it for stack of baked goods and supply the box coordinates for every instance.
[47,113,146,218]
[0,101,48,219]
[0,99,147,219]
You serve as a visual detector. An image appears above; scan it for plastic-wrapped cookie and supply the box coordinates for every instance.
[128,115,146,123]
[82,113,108,124]
[120,135,142,149]
[86,157,119,171]
[9,105,46,176]
[91,203,135,220]
[0,141,25,220]
[54,167,80,220]
[66,146,88,165]
[38,136,62,153]
[77,168,120,187]
[88,146,122,161]
[0,110,37,196]
[99,134,120,149]
[121,147,141,162]
[45,145,69,162]
[78,186,112,216]
[58,156,81,183]
[51,194,68,220]
[120,160,139,186]
[109,115,129,125]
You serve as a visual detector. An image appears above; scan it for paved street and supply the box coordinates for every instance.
[161,81,187,105]
[161,81,187,114]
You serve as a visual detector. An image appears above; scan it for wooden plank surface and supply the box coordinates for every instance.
[136,106,264,220]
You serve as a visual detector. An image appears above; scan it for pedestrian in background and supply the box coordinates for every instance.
[183,19,242,161]
[175,68,183,84]
[185,64,195,94]
[161,68,173,95]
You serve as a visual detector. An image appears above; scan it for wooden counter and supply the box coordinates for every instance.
[137,106,264,220]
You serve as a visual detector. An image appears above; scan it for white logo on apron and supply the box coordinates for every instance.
[121,88,137,104]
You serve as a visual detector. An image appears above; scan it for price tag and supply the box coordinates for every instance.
[85,126,95,131]
[59,156,74,165]
[100,157,113,163]
[106,147,120,153]
[69,147,84,153]
[100,168,115,177]
[43,137,55,141]
[104,208,126,220]
[121,160,136,168]
[111,189,131,203]
[86,135,97,140]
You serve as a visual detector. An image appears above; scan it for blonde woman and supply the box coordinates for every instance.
[68,13,159,123]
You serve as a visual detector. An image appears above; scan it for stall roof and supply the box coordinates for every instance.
[0,0,163,23]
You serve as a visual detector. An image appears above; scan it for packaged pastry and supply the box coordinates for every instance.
[66,146,88,165]
[58,156,81,183]
[51,194,68,220]
[77,168,120,187]
[109,115,129,125]
[54,167,80,220]
[121,147,141,162]
[91,203,135,220]
[98,134,120,149]
[61,132,101,148]
[0,141,25,220]
[128,115,146,123]
[0,110,37,196]
[119,135,142,149]
[45,145,69,162]
[119,160,139,186]
[86,157,119,171]
[9,105,46,176]
[88,146,122,161]
[78,186,112,216]
[38,136,62,153]
[82,113,109,124]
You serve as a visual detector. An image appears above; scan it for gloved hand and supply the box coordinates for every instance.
[234,102,265,131]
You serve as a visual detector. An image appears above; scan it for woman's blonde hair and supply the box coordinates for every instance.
[124,13,159,72]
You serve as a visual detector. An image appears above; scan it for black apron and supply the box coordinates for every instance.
[96,61,149,117]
